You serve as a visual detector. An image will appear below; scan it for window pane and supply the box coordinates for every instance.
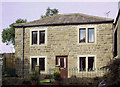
[79,57,86,71]
[39,31,45,44]
[39,58,45,71]
[88,57,94,71]
[31,58,37,71]
[88,28,94,43]
[60,58,64,68]
[79,29,86,43]
[32,31,37,44]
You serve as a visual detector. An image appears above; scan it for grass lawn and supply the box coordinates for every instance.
[40,79,50,83]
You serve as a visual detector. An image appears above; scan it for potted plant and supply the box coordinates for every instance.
[53,71,61,85]
[30,71,39,86]
[71,75,76,79]
[45,74,50,79]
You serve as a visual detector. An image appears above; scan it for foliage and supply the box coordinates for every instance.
[41,7,59,18]
[30,71,39,81]
[2,19,27,45]
[103,58,120,86]
[53,71,61,81]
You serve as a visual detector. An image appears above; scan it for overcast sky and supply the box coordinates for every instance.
[0,1,120,53]
[2,2,119,29]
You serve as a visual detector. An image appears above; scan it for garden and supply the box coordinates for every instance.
[2,58,120,86]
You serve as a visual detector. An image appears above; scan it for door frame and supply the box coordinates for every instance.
[56,56,68,77]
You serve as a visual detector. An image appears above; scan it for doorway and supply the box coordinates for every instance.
[56,56,68,78]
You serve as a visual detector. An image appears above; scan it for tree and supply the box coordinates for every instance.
[41,7,59,18]
[2,19,27,45]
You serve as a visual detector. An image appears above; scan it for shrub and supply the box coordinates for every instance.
[30,71,39,81]
[54,71,61,81]
[102,58,120,86]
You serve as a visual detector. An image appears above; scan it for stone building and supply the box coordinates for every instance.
[14,13,114,77]
[114,3,120,57]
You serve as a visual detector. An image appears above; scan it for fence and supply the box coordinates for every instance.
[49,68,108,80]
[15,69,31,78]
[2,68,31,78]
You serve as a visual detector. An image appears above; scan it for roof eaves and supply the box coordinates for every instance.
[14,20,114,28]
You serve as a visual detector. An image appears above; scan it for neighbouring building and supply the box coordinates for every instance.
[114,2,120,58]
[14,13,114,77]
[0,50,3,67]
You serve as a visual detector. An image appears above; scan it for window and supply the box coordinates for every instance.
[31,58,37,71]
[79,57,86,71]
[79,29,86,43]
[31,57,45,71]
[56,57,67,68]
[88,28,94,43]
[88,57,94,71]
[60,58,64,68]
[31,29,46,45]
[32,31,37,45]
[79,56,95,72]
[79,28,95,43]
[39,30,45,44]
[39,58,45,71]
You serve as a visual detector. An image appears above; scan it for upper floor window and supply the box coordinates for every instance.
[88,28,94,43]
[79,29,86,43]
[79,28,95,44]
[32,31,37,45]
[39,30,45,44]
[31,29,47,45]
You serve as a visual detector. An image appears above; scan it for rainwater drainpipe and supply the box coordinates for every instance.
[22,26,25,78]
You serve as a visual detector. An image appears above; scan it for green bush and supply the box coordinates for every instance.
[30,71,39,81]
[54,71,61,81]
[103,58,120,86]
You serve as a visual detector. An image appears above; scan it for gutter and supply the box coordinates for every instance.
[14,20,114,28]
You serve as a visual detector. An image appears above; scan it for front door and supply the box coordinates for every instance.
[56,56,68,78]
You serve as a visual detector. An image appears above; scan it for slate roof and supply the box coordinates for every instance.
[14,13,114,27]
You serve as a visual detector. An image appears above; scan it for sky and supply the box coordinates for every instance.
[0,1,120,53]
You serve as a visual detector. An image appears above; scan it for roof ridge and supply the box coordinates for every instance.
[58,13,113,20]
[14,13,113,27]
[28,13,113,24]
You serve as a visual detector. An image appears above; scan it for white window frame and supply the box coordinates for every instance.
[77,26,97,44]
[77,55,96,73]
[30,56,47,74]
[30,28,47,46]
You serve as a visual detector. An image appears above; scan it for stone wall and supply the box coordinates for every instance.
[114,13,120,58]
[117,16,120,57]
[15,23,113,77]
[3,53,15,69]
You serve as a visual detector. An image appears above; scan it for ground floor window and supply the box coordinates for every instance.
[88,57,94,71]
[39,58,45,70]
[31,58,37,71]
[79,56,95,71]
[79,57,86,71]
[31,57,45,71]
